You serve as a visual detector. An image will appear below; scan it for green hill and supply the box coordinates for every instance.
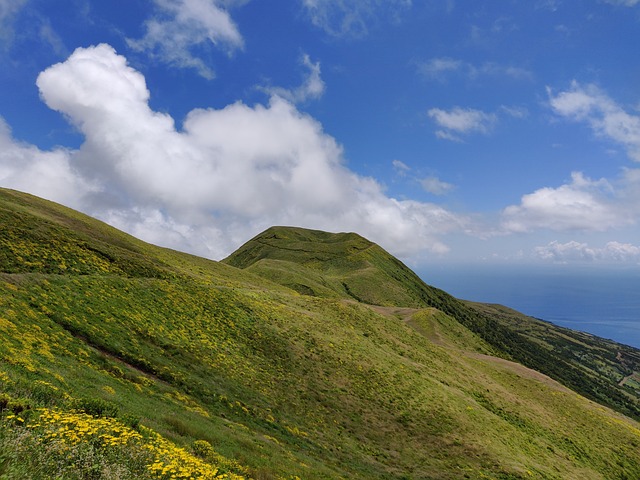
[2,188,640,479]
[226,226,640,423]
[222,225,451,307]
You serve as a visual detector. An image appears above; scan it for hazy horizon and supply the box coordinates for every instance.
[419,263,640,349]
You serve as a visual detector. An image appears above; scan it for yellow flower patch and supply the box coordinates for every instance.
[15,408,246,479]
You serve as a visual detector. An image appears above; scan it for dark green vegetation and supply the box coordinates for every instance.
[2,188,640,479]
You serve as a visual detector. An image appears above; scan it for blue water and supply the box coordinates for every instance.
[418,265,640,350]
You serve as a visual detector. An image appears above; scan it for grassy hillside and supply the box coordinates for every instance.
[2,188,640,479]
[226,226,640,422]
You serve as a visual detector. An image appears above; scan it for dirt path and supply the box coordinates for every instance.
[358,301,573,393]
[619,372,639,387]
[365,304,420,320]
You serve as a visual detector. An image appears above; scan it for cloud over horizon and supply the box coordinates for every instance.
[534,240,640,264]
[0,44,467,260]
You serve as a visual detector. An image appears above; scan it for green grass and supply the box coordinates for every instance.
[225,225,640,422]
[2,188,640,479]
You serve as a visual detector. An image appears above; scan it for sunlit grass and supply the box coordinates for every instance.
[0,404,246,479]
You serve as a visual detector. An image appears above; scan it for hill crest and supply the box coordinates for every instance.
[223,225,446,308]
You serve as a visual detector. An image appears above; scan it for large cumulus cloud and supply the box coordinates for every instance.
[0,44,469,259]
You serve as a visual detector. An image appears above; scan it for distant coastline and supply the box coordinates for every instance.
[420,264,640,350]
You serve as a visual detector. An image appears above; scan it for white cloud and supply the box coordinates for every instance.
[127,0,244,79]
[548,81,640,161]
[260,54,325,104]
[0,44,470,259]
[501,172,630,232]
[534,240,596,262]
[428,107,497,140]
[301,0,412,37]
[534,240,640,263]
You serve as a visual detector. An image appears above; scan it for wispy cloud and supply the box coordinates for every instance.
[301,0,412,38]
[417,57,464,80]
[0,0,28,48]
[127,0,245,79]
[38,17,67,56]
[548,81,640,161]
[419,176,454,196]
[0,1,71,56]
[499,105,529,119]
[391,160,455,196]
[600,0,640,6]
[478,63,532,80]
[427,103,527,141]
[260,54,325,104]
[418,57,532,82]
[392,159,411,176]
[428,107,497,141]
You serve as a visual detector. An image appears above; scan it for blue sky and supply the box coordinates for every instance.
[2,0,640,269]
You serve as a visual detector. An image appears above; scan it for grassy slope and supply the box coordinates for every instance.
[466,302,640,419]
[1,189,640,479]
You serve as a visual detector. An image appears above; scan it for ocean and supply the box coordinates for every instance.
[418,265,640,350]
